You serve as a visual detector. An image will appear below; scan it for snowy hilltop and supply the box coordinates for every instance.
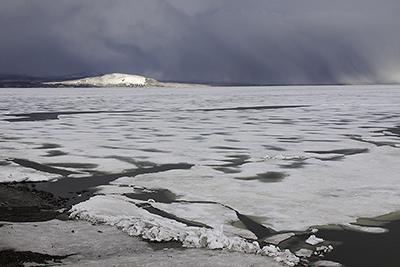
[43,73,208,88]
[46,73,147,87]
[0,73,208,88]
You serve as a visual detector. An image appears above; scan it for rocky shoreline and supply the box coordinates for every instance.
[0,183,69,222]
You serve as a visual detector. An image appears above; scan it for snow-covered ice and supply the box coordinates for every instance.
[1,85,400,265]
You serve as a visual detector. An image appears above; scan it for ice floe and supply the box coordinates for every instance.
[69,194,302,266]
[305,235,324,246]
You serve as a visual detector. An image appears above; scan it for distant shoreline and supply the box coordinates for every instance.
[2,72,398,88]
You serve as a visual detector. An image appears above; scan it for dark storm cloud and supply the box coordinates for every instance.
[1,0,399,84]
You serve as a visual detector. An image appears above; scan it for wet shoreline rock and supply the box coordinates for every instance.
[0,183,69,222]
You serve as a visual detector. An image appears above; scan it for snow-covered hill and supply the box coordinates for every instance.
[45,73,147,87]
[43,73,207,88]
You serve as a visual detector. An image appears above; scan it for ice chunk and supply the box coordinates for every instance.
[0,166,57,183]
[258,244,281,257]
[275,249,300,267]
[295,248,313,258]
[313,260,343,267]
[305,235,324,245]
[258,245,300,266]
[315,245,334,256]
[263,232,295,245]
[342,223,388,233]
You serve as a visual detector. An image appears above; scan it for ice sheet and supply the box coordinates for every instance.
[1,85,400,265]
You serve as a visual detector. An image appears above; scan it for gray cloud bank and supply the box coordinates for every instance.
[1,0,399,85]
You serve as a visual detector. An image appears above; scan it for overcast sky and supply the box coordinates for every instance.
[1,0,399,85]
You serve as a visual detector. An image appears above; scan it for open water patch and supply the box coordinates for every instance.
[0,160,11,166]
[214,167,241,174]
[235,171,287,183]
[210,146,249,151]
[212,154,250,173]
[263,145,287,152]
[199,104,311,112]
[47,162,99,169]
[135,202,212,228]
[372,126,400,139]
[9,158,77,177]
[305,148,369,156]
[106,156,157,168]
[279,161,308,169]
[3,110,138,122]
[137,148,171,153]
[31,162,194,204]
[347,134,399,147]
[317,212,400,267]
[4,112,60,122]
[385,126,400,137]
[34,143,62,149]
[219,154,251,167]
[42,150,68,157]
[278,137,304,143]
[124,188,178,203]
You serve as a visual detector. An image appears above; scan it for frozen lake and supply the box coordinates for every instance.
[1,85,400,264]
